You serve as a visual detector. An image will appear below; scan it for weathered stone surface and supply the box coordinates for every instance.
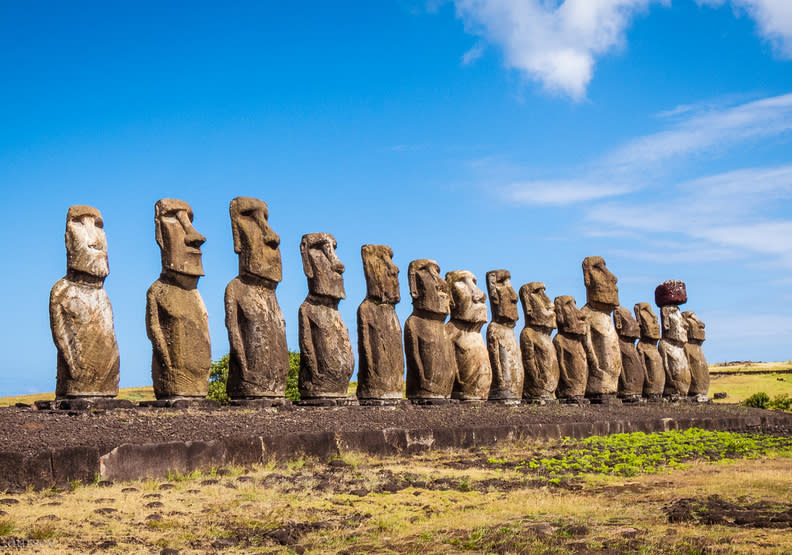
[553,295,589,399]
[655,280,687,307]
[634,302,665,397]
[446,270,491,401]
[581,256,622,398]
[50,205,120,398]
[659,305,691,396]
[485,270,524,401]
[404,259,455,400]
[146,199,210,399]
[357,245,404,400]
[683,311,710,397]
[613,306,644,399]
[519,282,560,401]
[298,233,354,399]
[225,197,289,399]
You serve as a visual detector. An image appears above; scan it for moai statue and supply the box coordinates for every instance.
[357,244,404,403]
[553,295,590,402]
[655,280,691,399]
[613,306,644,403]
[224,197,289,401]
[49,205,120,399]
[634,302,665,400]
[683,311,710,402]
[146,199,211,399]
[520,282,560,403]
[298,233,355,401]
[446,270,492,401]
[581,256,622,403]
[485,270,524,403]
[404,259,455,402]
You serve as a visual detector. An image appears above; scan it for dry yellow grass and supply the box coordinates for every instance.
[1,441,790,554]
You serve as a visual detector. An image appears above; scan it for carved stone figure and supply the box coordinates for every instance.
[356,244,404,402]
[50,205,120,398]
[404,259,455,401]
[581,256,622,402]
[298,233,354,400]
[224,197,289,399]
[659,305,691,397]
[146,199,211,399]
[613,306,644,402]
[634,302,665,399]
[446,270,492,401]
[553,295,590,401]
[520,282,560,402]
[683,311,710,400]
[485,270,524,402]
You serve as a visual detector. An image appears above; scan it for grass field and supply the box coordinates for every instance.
[1,429,790,554]
[709,360,792,374]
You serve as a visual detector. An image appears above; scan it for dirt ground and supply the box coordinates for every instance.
[1,402,790,457]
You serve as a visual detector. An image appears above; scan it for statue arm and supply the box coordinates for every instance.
[357,305,374,375]
[224,285,247,374]
[404,321,425,385]
[146,289,172,371]
[487,329,503,381]
[49,284,78,379]
[298,305,317,378]
[583,330,602,378]
[520,330,536,376]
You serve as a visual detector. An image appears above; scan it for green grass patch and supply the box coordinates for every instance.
[494,429,792,479]
[710,372,792,403]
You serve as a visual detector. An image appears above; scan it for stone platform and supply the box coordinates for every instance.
[0,403,790,492]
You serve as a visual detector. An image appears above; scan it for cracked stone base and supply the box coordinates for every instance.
[558,396,591,405]
[297,397,359,407]
[524,398,559,406]
[619,395,646,405]
[488,398,522,406]
[228,398,291,408]
[35,399,136,411]
[357,399,408,407]
[139,399,221,409]
[409,398,458,406]
[587,394,622,406]
[688,394,711,404]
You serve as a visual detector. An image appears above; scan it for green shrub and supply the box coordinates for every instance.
[207,352,301,403]
[771,393,792,411]
[743,391,770,409]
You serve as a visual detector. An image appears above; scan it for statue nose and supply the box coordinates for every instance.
[186,226,206,247]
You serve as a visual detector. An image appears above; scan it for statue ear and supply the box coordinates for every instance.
[154,215,164,250]
[229,200,242,254]
[519,285,531,317]
[300,237,314,279]
[408,265,419,299]
[446,278,456,310]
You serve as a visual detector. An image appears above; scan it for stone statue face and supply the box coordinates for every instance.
[582,256,619,309]
[634,302,661,340]
[613,306,640,340]
[65,205,109,278]
[155,199,205,277]
[554,295,587,336]
[408,259,450,316]
[361,244,399,304]
[519,282,556,329]
[682,311,706,342]
[230,196,282,283]
[661,306,687,343]
[486,270,519,324]
[446,270,487,324]
[300,232,345,299]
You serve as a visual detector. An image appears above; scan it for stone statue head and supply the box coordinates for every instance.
[554,295,587,336]
[230,196,282,283]
[660,305,687,343]
[613,306,640,340]
[155,198,206,277]
[408,259,450,316]
[634,302,661,340]
[446,270,487,324]
[682,311,706,342]
[485,270,518,324]
[65,205,109,279]
[582,256,619,310]
[519,282,556,329]
[361,244,400,304]
[300,232,345,299]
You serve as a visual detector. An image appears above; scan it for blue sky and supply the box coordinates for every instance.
[1,1,790,395]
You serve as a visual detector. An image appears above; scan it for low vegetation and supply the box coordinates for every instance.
[1,428,790,553]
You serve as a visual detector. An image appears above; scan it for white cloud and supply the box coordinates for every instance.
[452,0,662,100]
[504,180,635,205]
[450,0,792,99]
[697,0,792,57]
[461,41,486,64]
